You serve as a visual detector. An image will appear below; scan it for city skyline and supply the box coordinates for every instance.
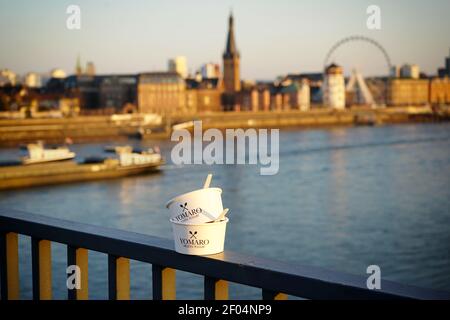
[0,0,449,80]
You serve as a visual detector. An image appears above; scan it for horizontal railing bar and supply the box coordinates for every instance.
[1,208,449,300]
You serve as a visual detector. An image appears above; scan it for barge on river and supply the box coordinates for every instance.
[0,145,164,190]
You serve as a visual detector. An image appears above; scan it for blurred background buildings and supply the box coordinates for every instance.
[1,13,449,118]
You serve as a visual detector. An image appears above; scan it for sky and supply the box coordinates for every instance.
[0,0,449,80]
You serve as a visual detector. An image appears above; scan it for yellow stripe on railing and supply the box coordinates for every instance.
[273,293,288,300]
[115,257,130,300]
[38,240,52,300]
[6,232,19,300]
[214,280,228,300]
[76,248,88,300]
[205,277,228,300]
[152,265,176,300]
[161,267,176,300]
[262,289,288,300]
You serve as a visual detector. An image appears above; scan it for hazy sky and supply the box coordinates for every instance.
[0,0,449,80]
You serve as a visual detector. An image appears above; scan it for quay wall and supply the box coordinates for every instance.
[0,107,448,147]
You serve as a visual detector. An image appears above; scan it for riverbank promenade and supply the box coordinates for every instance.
[1,106,449,147]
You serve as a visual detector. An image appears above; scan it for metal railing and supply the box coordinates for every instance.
[0,208,449,300]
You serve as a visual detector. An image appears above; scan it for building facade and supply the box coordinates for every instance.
[437,49,450,78]
[257,85,271,111]
[447,50,450,76]
[400,64,420,79]
[168,56,188,79]
[99,75,137,112]
[196,79,222,113]
[391,64,421,79]
[0,69,17,86]
[200,63,221,79]
[323,63,345,109]
[24,72,41,88]
[240,81,258,112]
[296,79,311,111]
[273,78,310,111]
[429,76,450,105]
[50,69,66,79]
[86,62,96,77]
[64,75,102,111]
[387,78,429,106]
[138,72,186,114]
[285,73,322,105]
[186,77,223,113]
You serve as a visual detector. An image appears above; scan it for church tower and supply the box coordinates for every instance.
[222,12,241,110]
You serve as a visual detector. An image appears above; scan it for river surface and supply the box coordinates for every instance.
[0,123,449,299]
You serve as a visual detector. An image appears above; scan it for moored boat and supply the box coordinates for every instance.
[22,142,76,165]
[0,145,164,190]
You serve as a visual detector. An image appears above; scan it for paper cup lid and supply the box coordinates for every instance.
[165,187,222,209]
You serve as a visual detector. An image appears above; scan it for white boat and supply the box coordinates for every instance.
[22,142,76,165]
[116,147,162,167]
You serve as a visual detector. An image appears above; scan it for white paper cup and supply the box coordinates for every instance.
[170,218,228,255]
[166,188,223,224]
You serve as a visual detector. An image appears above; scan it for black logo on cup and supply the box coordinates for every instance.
[189,231,197,239]
[180,202,188,212]
[174,204,203,222]
[179,234,209,247]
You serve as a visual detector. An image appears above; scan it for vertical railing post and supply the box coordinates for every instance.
[204,276,228,300]
[31,238,52,300]
[152,264,176,300]
[1,232,20,300]
[262,289,288,300]
[108,255,130,300]
[67,246,88,300]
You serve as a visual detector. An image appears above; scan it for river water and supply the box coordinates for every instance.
[0,123,449,299]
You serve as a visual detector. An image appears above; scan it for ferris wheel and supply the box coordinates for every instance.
[324,35,393,75]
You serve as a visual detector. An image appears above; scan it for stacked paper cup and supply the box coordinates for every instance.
[166,174,229,255]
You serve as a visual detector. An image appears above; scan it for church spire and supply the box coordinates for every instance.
[223,12,239,59]
[222,11,241,110]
